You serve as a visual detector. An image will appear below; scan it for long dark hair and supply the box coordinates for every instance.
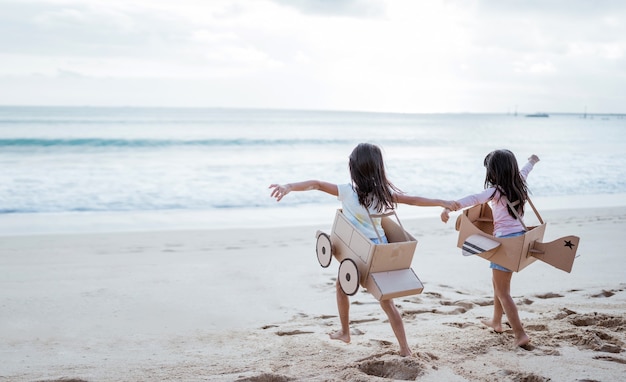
[349,143,401,213]
[484,149,529,218]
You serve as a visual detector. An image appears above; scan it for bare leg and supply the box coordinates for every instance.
[481,276,504,333]
[329,280,351,343]
[379,299,412,356]
[491,269,530,347]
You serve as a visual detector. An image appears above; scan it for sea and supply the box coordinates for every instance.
[1,106,625,235]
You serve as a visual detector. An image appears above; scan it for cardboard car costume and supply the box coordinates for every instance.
[315,209,423,300]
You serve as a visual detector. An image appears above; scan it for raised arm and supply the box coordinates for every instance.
[269,180,338,202]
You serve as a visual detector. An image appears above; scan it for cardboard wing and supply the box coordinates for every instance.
[462,234,501,257]
[455,204,545,272]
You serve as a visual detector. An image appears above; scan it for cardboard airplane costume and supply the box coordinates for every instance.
[315,209,423,300]
[455,198,580,273]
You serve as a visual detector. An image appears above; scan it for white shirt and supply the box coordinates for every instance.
[337,183,385,240]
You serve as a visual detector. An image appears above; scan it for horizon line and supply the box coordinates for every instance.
[0,105,624,116]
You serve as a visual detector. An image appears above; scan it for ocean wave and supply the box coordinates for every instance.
[0,137,353,148]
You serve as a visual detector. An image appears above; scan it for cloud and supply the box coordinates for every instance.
[270,0,385,17]
[56,68,84,78]
[0,2,180,57]
[0,0,624,112]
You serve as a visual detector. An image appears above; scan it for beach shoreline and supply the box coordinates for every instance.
[1,203,625,381]
[1,192,625,237]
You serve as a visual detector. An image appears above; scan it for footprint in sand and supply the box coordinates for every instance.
[497,371,549,381]
[593,355,626,364]
[369,339,393,347]
[424,291,442,298]
[402,309,436,318]
[553,313,626,353]
[472,299,493,307]
[591,289,615,298]
[554,307,577,319]
[350,317,379,324]
[275,329,314,336]
[317,314,336,320]
[440,300,475,310]
[235,373,293,382]
[525,324,549,331]
[535,292,564,299]
[401,296,423,304]
[434,306,468,315]
[444,322,477,329]
[542,348,561,356]
[433,299,474,315]
[357,357,425,380]
[569,312,626,330]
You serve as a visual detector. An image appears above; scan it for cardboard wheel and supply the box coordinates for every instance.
[338,258,359,296]
[316,233,332,268]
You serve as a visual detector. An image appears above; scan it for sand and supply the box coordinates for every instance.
[1,205,625,381]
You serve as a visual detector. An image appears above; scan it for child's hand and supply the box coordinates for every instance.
[269,184,291,202]
[446,200,460,211]
[528,154,540,164]
[441,208,450,223]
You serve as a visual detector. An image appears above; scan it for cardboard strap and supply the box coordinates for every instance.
[527,197,544,224]
[504,196,544,231]
[367,210,409,242]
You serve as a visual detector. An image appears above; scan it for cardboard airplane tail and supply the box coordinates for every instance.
[529,235,580,273]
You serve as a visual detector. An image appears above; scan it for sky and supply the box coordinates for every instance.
[0,0,625,113]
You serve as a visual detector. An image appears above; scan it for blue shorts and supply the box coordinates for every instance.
[490,262,512,272]
[371,236,388,244]
[490,231,525,272]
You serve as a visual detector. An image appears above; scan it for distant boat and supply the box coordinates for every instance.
[526,113,549,118]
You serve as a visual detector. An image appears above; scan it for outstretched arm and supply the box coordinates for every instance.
[269,180,338,202]
[439,187,497,223]
[395,194,460,211]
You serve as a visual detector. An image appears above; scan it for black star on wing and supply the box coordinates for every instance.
[564,240,575,249]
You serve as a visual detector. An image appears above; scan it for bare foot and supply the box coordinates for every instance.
[480,318,503,333]
[515,333,530,348]
[399,348,412,357]
[329,330,350,344]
